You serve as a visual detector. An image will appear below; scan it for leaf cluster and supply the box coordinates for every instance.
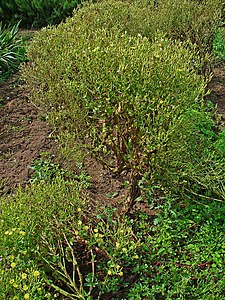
[0,21,26,83]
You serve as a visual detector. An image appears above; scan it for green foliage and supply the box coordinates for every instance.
[30,153,91,187]
[1,0,225,299]
[0,172,88,299]
[22,0,225,202]
[0,0,82,28]
[30,156,63,183]
[73,0,222,54]
[0,21,26,83]
[125,199,225,299]
[1,182,225,299]
[213,28,225,60]
[154,0,222,54]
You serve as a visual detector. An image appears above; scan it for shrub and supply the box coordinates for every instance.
[0,21,26,83]
[22,0,225,203]
[73,0,222,54]
[153,0,223,54]
[0,0,82,28]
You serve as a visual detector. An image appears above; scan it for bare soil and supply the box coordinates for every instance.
[0,75,56,195]
[208,63,225,129]
[1,63,225,206]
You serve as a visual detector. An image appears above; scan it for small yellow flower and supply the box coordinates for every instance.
[11,262,16,268]
[13,297,18,300]
[94,228,98,233]
[13,283,18,288]
[107,270,112,275]
[8,231,13,235]
[77,207,81,212]
[5,230,9,235]
[10,279,15,284]
[12,228,17,232]
[19,231,26,236]
[84,226,89,230]
[37,287,42,291]
[24,294,29,299]
[23,285,29,291]
[21,273,27,279]
[116,264,120,269]
[119,271,123,276]
[122,248,127,253]
[134,255,139,259]
[74,230,79,235]
[115,242,120,249]
[33,270,40,277]
[77,220,82,226]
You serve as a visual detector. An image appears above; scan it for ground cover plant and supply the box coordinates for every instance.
[0,0,82,28]
[0,163,224,299]
[213,28,225,61]
[1,0,225,298]
[0,21,26,83]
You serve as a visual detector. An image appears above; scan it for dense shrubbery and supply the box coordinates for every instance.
[1,0,225,298]
[68,0,222,54]
[0,21,26,83]
[22,0,225,202]
[0,0,82,28]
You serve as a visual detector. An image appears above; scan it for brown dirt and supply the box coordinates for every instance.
[0,73,130,212]
[1,63,225,210]
[0,75,56,195]
[208,63,225,129]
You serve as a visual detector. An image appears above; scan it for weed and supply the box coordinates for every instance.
[30,155,63,183]
[30,152,91,188]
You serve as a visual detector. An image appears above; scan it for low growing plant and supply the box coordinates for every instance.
[213,28,225,61]
[1,180,224,299]
[0,172,88,299]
